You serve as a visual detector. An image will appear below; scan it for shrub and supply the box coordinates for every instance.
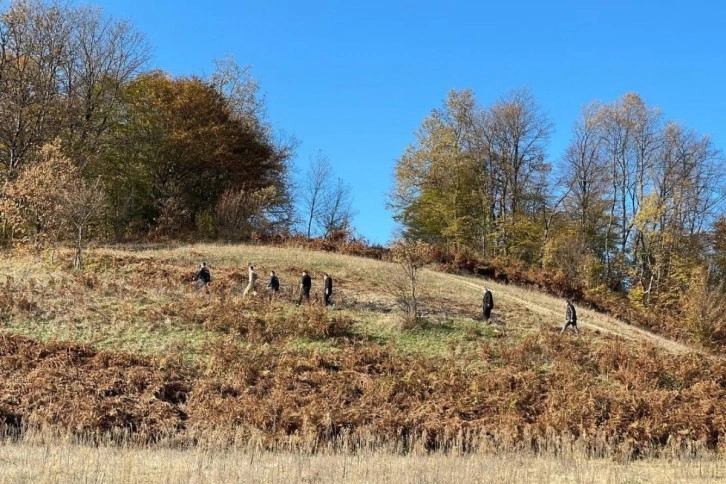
[390,240,432,326]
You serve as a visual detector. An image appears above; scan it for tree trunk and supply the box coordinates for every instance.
[73,226,84,271]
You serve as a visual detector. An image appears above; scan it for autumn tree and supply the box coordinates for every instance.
[486,89,553,219]
[390,239,432,326]
[555,104,611,285]
[0,2,295,246]
[317,176,355,237]
[4,142,78,246]
[214,186,280,240]
[103,70,291,238]
[582,93,662,289]
[483,89,553,259]
[60,4,150,173]
[63,177,107,270]
[390,89,483,252]
[554,93,725,306]
[301,151,332,238]
[0,0,70,172]
[391,88,552,260]
[210,56,265,133]
[631,122,722,303]
[562,104,609,248]
[0,0,148,174]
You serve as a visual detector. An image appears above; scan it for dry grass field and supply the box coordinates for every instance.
[1,243,725,481]
[1,437,725,483]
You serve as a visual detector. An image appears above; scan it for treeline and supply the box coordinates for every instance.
[391,89,726,346]
[0,0,295,249]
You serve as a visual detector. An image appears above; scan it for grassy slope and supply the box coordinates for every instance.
[0,243,690,358]
[0,244,497,358]
[1,243,724,453]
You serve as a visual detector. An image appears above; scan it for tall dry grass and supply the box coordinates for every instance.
[1,432,724,483]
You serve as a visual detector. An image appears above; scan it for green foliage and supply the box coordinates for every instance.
[391,88,553,260]
[542,223,599,287]
[195,210,216,240]
[391,90,488,251]
[392,88,726,348]
[0,1,293,246]
[496,214,544,264]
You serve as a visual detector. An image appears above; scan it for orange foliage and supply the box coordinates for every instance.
[1,330,726,453]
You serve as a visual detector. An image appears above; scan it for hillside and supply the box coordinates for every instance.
[0,244,724,455]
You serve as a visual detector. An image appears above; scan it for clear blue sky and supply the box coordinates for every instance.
[95,0,725,245]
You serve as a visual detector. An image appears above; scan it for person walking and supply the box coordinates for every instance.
[243,263,258,297]
[561,299,580,334]
[323,272,334,307]
[298,270,312,305]
[267,270,280,293]
[192,262,211,295]
[482,287,494,323]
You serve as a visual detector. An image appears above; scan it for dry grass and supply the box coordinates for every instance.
[3,324,726,453]
[1,435,724,483]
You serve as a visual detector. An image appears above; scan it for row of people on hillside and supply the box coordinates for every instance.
[193,262,334,306]
[482,287,579,334]
[194,262,577,332]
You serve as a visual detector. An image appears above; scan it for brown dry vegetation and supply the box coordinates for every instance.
[2,433,725,483]
[0,243,725,458]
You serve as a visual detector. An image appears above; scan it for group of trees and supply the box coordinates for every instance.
[390,89,554,258]
[391,88,726,341]
[0,0,307,261]
[559,94,722,299]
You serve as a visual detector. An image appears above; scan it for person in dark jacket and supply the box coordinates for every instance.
[482,287,494,322]
[267,271,280,292]
[193,262,211,294]
[323,273,333,307]
[561,299,579,334]
[298,270,312,305]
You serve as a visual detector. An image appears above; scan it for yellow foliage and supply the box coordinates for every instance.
[3,142,79,244]
[633,193,664,232]
[498,215,544,264]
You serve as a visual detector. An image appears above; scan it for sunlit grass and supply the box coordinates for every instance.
[1,434,724,484]
[0,243,692,362]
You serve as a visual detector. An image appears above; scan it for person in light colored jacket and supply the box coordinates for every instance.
[243,263,258,297]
